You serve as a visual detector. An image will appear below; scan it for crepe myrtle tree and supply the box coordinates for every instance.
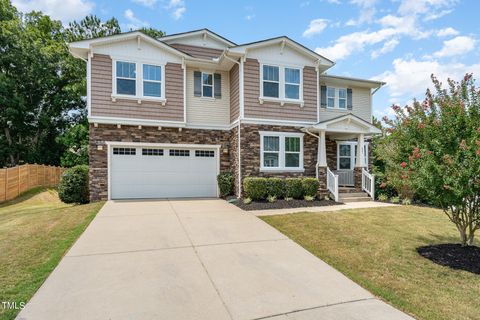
[377,74,480,246]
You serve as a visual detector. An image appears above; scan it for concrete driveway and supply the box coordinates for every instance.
[17,199,413,320]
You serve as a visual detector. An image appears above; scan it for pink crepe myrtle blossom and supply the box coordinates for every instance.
[401,162,407,168]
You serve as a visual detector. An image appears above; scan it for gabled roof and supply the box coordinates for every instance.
[230,36,335,67]
[158,28,237,46]
[68,31,192,60]
[307,113,382,134]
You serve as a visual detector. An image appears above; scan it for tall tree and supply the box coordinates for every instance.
[65,14,121,42]
[376,75,480,246]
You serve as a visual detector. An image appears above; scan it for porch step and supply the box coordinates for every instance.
[338,187,359,194]
[338,191,372,203]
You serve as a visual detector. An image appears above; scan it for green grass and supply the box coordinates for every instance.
[0,188,104,320]
[261,206,480,320]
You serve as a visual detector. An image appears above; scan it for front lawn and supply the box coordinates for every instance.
[0,188,104,320]
[261,206,480,320]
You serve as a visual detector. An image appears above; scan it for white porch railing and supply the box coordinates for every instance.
[334,170,355,186]
[327,167,339,202]
[362,168,375,199]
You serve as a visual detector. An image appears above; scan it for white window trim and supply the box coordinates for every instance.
[143,64,163,98]
[201,71,214,98]
[326,86,348,110]
[259,63,304,107]
[112,59,166,105]
[336,141,369,170]
[260,131,304,172]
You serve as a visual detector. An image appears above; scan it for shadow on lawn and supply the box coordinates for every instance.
[417,244,480,274]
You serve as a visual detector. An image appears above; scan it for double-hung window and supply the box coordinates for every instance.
[116,61,136,96]
[338,88,347,109]
[326,87,348,109]
[143,64,161,97]
[285,68,300,99]
[327,87,336,108]
[262,65,280,98]
[202,72,213,98]
[261,132,303,171]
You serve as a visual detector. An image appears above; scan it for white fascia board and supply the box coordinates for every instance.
[159,29,236,46]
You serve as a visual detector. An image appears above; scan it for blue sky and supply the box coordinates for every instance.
[12,0,480,119]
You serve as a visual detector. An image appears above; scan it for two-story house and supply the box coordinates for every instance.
[69,29,384,201]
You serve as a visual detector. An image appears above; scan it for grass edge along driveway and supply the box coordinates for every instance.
[261,206,480,320]
[0,188,104,320]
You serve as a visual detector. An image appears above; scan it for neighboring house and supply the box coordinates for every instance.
[69,28,383,201]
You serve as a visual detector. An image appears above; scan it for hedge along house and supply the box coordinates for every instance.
[68,29,384,202]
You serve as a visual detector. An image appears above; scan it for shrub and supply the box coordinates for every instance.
[285,197,293,202]
[285,178,303,199]
[302,178,319,198]
[391,196,400,204]
[267,195,276,203]
[378,194,388,202]
[402,198,412,205]
[266,178,286,198]
[58,165,89,204]
[217,171,234,197]
[304,195,315,201]
[243,197,252,204]
[243,177,268,200]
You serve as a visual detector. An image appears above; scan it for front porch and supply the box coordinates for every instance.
[303,114,381,202]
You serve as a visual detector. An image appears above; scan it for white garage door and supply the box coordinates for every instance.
[110,145,219,199]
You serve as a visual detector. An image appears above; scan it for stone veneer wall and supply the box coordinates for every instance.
[89,124,231,201]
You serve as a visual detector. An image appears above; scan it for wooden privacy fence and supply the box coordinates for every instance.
[0,164,65,202]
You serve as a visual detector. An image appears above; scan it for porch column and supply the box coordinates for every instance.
[318,130,327,167]
[317,130,328,198]
[355,133,365,168]
[354,133,365,191]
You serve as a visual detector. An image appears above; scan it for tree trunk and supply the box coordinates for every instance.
[458,227,468,247]
[467,230,475,246]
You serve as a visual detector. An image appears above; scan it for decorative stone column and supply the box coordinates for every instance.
[317,166,328,198]
[354,133,366,191]
[317,130,328,198]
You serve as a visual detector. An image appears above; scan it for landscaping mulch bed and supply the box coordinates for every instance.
[417,243,480,274]
[233,198,339,211]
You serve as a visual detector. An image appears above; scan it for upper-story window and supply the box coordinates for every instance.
[285,68,300,99]
[143,64,161,97]
[326,87,348,109]
[202,72,213,97]
[114,60,165,100]
[116,61,136,96]
[261,64,302,102]
[262,65,280,98]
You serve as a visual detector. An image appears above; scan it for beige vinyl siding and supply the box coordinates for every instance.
[243,59,317,122]
[319,84,372,122]
[186,67,230,126]
[90,54,184,122]
[230,63,240,123]
[169,43,223,59]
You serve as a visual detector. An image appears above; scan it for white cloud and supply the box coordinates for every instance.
[371,38,399,59]
[373,58,480,100]
[123,9,149,30]
[165,0,186,20]
[433,36,476,58]
[132,0,157,8]
[300,1,310,7]
[436,27,459,37]
[324,0,341,3]
[424,9,453,21]
[345,0,378,26]
[12,0,94,23]
[303,19,328,38]
[398,0,456,16]
[245,14,255,20]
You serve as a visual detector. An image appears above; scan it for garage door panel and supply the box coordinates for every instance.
[110,146,218,199]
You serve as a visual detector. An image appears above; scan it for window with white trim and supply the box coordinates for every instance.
[116,61,136,96]
[327,87,348,109]
[261,133,304,171]
[202,72,213,97]
[262,65,279,98]
[285,68,300,99]
[143,64,161,97]
[261,64,302,101]
[337,142,368,170]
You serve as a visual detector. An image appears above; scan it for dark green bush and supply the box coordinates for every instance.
[266,178,286,198]
[217,171,234,197]
[302,178,319,198]
[285,178,303,199]
[58,165,89,204]
[243,177,267,200]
